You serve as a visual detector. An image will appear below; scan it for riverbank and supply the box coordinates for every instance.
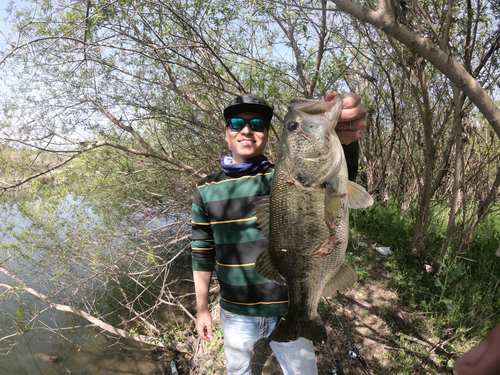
[1,188,492,374]
[187,239,468,374]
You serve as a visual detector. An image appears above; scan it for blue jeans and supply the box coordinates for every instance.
[220,307,318,375]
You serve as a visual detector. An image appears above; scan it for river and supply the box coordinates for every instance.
[0,194,193,374]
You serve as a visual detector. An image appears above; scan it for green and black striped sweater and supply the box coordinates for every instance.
[191,143,359,317]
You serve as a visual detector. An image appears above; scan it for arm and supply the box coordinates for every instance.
[453,323,500,375]
[342,141,360,182]
[193,270,214,342]
[191,184,216,341]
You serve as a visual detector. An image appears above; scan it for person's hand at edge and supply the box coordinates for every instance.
[453,323,500,375]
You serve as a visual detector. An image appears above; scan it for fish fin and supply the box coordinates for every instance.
[254,195,270,239]
[271,314,327,343]
[324,183,347,229]
[323,261,357,297]
[347,181,374,209]
[254,248,286,285]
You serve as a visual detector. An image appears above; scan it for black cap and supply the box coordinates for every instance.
[224,94,274,123]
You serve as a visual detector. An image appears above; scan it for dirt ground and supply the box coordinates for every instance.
[185,243,452,375]
[249,243,399,375]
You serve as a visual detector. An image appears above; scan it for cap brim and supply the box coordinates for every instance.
[224,103,273,122]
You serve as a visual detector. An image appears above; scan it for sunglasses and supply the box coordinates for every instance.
[226,117,268,132]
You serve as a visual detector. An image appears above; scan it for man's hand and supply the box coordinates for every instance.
[195,309,213,342]
[453,323,500,375]
[325,91,367,145]
[193,270,214,341]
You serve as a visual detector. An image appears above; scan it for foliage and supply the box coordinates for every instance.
[351,200,414,251]
[353,199,500,342]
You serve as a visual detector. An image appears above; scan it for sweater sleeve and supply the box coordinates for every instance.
[191,186,215,272]
[342,141,360,182]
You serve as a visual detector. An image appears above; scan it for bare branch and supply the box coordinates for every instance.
[330,0,500,140]
[0,153,78,194]
[0,266,192,354]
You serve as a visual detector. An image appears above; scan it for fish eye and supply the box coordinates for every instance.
[287,121,299,132]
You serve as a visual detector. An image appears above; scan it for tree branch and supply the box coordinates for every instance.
[89,102,206,178]
[0,152,78,194]
[0,267,191,354]
[330,0,500,140]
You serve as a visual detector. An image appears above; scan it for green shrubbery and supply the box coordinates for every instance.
[352,198,500,346]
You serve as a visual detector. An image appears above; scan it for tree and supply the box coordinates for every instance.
[331,0,500,266]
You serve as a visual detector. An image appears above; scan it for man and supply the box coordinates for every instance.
[191,92,367,375]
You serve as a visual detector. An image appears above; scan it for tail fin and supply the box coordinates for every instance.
[271,314,327,343]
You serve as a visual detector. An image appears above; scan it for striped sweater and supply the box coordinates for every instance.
[191,162,288,316]
[191,143,359,317]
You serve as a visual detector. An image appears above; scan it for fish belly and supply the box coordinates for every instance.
[267,169,347,342]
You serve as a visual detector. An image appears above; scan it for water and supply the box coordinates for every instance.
[0,194,193,374]
[0,304,171,375]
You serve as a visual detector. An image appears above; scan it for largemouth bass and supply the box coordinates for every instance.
[254,95,373,343]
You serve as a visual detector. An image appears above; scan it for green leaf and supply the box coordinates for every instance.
[441,299,455,311]
[16,306,23,321]
[446,359,455,371]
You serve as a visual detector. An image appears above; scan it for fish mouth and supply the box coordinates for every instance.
[302,148,331,161]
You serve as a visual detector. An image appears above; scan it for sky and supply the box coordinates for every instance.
[0,0,29,49]
[0,1,15,98]
[0,1,14,42]
[0,2,11,98]
[0,1,26,126]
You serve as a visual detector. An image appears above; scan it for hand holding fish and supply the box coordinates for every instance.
[325,92,367,145]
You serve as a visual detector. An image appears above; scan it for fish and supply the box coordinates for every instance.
[254,94,373,343]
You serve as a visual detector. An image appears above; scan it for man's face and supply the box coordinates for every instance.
[225,112,268,164]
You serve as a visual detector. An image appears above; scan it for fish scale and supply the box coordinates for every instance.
[255,95,373,343]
